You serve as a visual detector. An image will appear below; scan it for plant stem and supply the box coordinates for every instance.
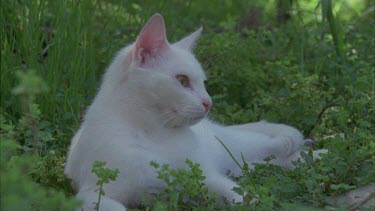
[96,183,103,211]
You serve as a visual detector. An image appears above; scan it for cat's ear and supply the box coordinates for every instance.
[174,27,202,51]
[133,14,169,65]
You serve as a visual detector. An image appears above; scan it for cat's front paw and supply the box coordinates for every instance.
[311,149,328,159]
[222,190,243,204]
[273,148,328,169]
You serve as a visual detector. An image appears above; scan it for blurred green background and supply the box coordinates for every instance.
[1,0,374,210]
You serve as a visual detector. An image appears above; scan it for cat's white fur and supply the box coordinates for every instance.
[65,14,322,211]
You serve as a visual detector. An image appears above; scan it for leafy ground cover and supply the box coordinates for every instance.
[1,0,374,210]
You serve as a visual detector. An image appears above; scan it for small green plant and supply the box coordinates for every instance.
[150,159,218,210]
[10,70,49,153]
[0,70,79,210]
[91,161,120,211]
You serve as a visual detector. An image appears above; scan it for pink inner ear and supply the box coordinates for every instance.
[134,14,169,65]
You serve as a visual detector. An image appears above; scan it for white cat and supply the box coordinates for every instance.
[65,14,322,211]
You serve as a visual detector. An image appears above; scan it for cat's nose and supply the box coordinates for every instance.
[202,100,212,113]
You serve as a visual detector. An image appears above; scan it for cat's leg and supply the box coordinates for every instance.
[215,123,328,171]
[212,123,306,170]
[204,173,242,203]
[224,121,305,157]
[272,148,328,168]
[224,121,328,167]
[226,120,304,141]
[76,189,126,211]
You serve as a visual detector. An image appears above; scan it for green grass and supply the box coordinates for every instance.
[1,0,374,210]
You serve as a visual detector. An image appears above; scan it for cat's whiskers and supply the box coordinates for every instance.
[188,116,196,125]
[183,104,204,112]
[195,47,205,57]
[202,53,220,70]
[160,105,189,127]
[160,108,178,126]
[170,113,184,127]
[160,108,176,116]
[157,103,206,127]
[175,115,184,127]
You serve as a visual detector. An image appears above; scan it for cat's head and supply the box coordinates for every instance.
[112,14,211,128]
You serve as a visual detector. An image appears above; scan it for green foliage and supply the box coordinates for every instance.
[30,152,74,194]
[0,140,80,210]
[149,159,218,210]
[0,69,79,210]
[91,161,120,211]
[234,142,373,209]
[1,0,374,210]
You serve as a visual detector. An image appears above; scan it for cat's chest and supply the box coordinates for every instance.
[131,128,201,158]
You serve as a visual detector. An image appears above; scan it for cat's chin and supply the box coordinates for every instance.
[164,116,205,128]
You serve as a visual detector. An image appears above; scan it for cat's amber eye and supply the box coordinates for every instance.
[176,75,190,88]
